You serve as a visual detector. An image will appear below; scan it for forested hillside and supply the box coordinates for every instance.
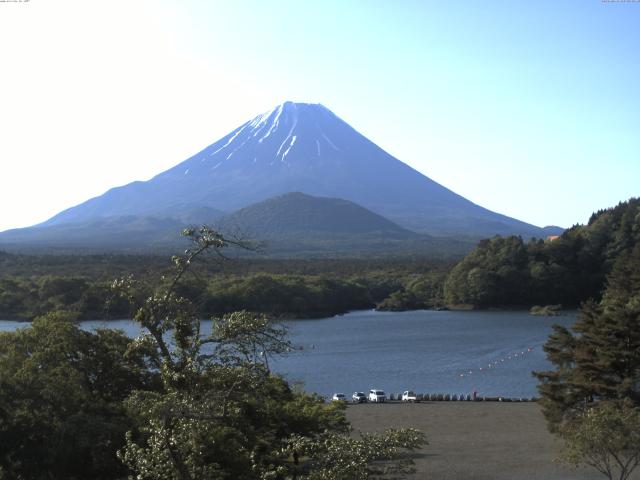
[444,198,640,308]
[0,253,452,320]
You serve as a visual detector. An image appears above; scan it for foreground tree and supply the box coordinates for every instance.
[559,401,640,480]
[283,428,426,480]
[536,244,640,479]
[115,227,426,479]
[0,311,159,479]
[534,244,640,429]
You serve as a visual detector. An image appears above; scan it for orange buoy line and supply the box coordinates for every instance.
[457,346,536,378]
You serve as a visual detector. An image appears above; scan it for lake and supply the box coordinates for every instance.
[0,309,576,399]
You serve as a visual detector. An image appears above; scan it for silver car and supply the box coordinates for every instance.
[352,392,367,403]
[331,393,347,402]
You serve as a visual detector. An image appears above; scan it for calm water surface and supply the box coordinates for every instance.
[1,310,576,398]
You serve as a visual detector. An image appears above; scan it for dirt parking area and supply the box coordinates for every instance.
[346,402,614,480]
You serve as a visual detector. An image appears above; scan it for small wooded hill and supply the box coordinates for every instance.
[218,192,415,237]
[443,198,640,308]
[215,192,473,257]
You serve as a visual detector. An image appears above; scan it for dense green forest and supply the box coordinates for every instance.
[0,253,453,320]
[0,229,426,479]
[533,241,640,480]
[444,198,640,308]
[2,198,638,320]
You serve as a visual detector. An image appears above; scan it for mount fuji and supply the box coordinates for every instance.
[0,101,560,253]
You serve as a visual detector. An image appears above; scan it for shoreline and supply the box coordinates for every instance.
[0,306,579,324]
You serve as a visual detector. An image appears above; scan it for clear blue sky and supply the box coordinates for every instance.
[0,0,638,231]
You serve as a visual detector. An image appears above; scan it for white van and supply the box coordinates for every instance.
[369,389,386,403]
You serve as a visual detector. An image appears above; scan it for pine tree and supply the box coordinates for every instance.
[534,244,640,430]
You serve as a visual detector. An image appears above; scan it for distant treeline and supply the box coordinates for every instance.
[2,198,638,319]
[443,198,640,308]
[0,254,453,320]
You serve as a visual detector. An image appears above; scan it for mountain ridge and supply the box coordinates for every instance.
[38,101,553,238]
[0,101,565,254]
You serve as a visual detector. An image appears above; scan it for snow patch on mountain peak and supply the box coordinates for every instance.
[276,117,298,156]
[321,133,339,151]
[257,103,283,143]
[209,124,248,157]
[281,135,297,162]
[195,101,344,171]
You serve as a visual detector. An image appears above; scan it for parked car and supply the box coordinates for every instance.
[402,390,418,402]
[332,393,347,402]
[368,389,386,403]
[352,392,367,403]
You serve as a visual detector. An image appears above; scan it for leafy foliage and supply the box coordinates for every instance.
[444,198,640,308]
[0,311,159,479]
[376,271,447,311]
[203,274,372,318]
[559,401,640,480]
[0,253,453,320]
[0,227,428,479]
[113,226,426,479]
[283,428,427,480]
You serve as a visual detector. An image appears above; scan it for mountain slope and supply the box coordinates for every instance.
[0,193,475,257]
[0,205,225,253]
[39,101,551,238]
[0,216,187,253]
